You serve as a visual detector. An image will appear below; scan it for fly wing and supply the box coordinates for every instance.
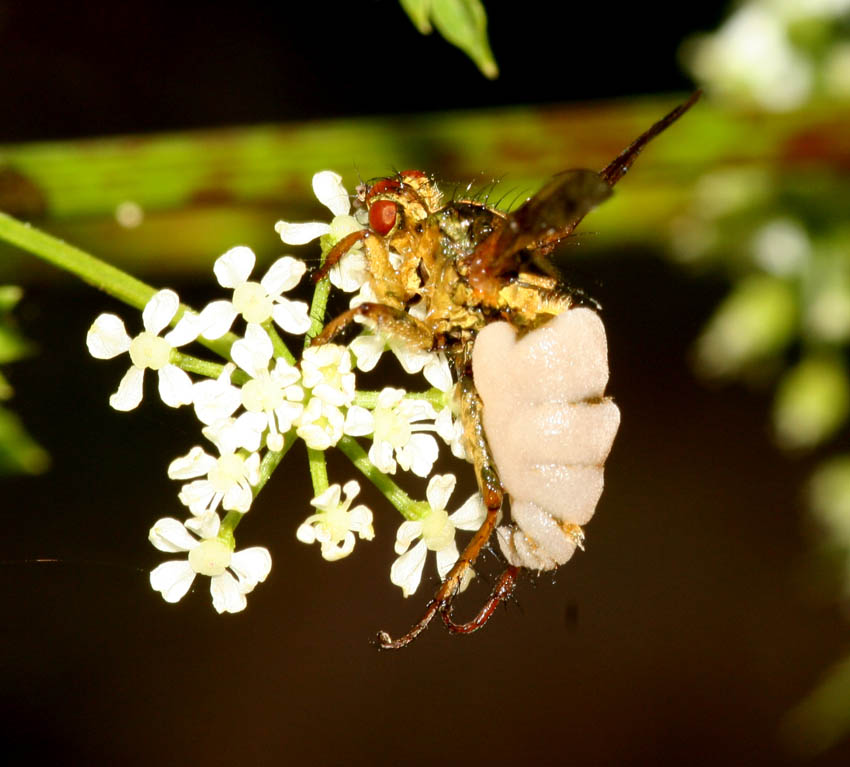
[462,169,611,299]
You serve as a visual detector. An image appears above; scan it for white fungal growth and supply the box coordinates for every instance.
[472,308,620,570]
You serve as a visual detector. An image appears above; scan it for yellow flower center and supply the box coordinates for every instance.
[232,281,273,324]
[421,508,454,552]
[208,453,246,492]
[129,331,171,370]
[188,539,232,576]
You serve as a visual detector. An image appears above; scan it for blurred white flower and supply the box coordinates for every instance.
[198,246,311,339]
[389,474,487,597]
[296,480,374,561]
[86,289,199,411]
[231,324,304,451]
[344,388,440,477]
[149,516,271,614]
[169,443,261,516]
[300,343,356,407]
[687,4,813,111]
[274,171,368,293]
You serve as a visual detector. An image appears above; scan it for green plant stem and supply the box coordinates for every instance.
[304,276,331,348]
[336,436,428,520]
[306,446,329,497]
[0,210,239,360]
[219,431,295,544]
[262,320,296,365]
[352,388,447,409]
[170,351,226,380]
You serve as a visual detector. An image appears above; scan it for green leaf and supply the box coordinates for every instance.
[399,0,432,34]
[400,0,499,79]
[0,405,49,475]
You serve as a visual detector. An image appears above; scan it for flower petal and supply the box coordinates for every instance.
[272,299,312,335]
[198,300,238,340]
[394,520,423,555]
[149,517,199,552]
[423,353,453,391]
[261,256,307,296]
[343,405,374,437]
[184,511,221,539]
[109,365,144,411]
[164,312,203,347]
[150,560,196,603]
[157,365,194,408]
[397,433,439,478]
[426,473,456,513]
[390,541,428,597]
[349,334,385,372]
[313,170,350,216]
[436,542,460,580]
[168,446,217,480]
[230,546,272,585]
[142,289,179,335]
[450,493,489,531]
[210,572,247,613]
[86,314,131,359]
[275,221,329,245]
[214,246,255,288]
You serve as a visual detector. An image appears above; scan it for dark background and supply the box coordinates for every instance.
[3,1,850,765]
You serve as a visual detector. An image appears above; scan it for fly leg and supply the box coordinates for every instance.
[311,302,434,348]
[378,373,513,648]
[441,565,519,634]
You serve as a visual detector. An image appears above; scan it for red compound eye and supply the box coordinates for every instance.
[400,169,427,182]
[369,199,398,235]
[366,178,401,201]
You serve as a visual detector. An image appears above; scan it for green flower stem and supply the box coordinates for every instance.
[0,210,153,308]
[0,210,240,360]
[337,436,429,521]
[262,320,296,365]
[304,276,331,348]
[353,388,447,410]
[306,446,329,497]
[219,431,295,545]
[170,351,226,380]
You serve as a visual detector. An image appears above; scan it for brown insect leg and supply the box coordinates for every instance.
[311,230,367,283]
[377,496,503,650]
[441,565,519,634]
[377,374,507,649]
[311,302,435,348]
[600,90,701,188]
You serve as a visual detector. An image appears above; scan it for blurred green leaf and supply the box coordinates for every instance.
[774,355,850,450]
[694,275,798,377]
[400,0,498,79]
[0,405,48,475]
[785,654,850,756]
[400,0,431,33]
[809,454,850,546]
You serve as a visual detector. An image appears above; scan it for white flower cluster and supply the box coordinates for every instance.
[86,170,485,611]
[686,0,850,111]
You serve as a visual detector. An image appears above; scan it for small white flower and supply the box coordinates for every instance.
[149,516,271,613]
[231,324,304,451]
[296,480,374,561]
[296,396,345,450]
[434,405,470,461]
[348,325,453,392]
[86,289,199,411]
[389,474,488,598]
[300,343,356,407]
[344,388,440,477]
[274,171,368,293]
[198,246,311,339]
[169,443,261,516]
